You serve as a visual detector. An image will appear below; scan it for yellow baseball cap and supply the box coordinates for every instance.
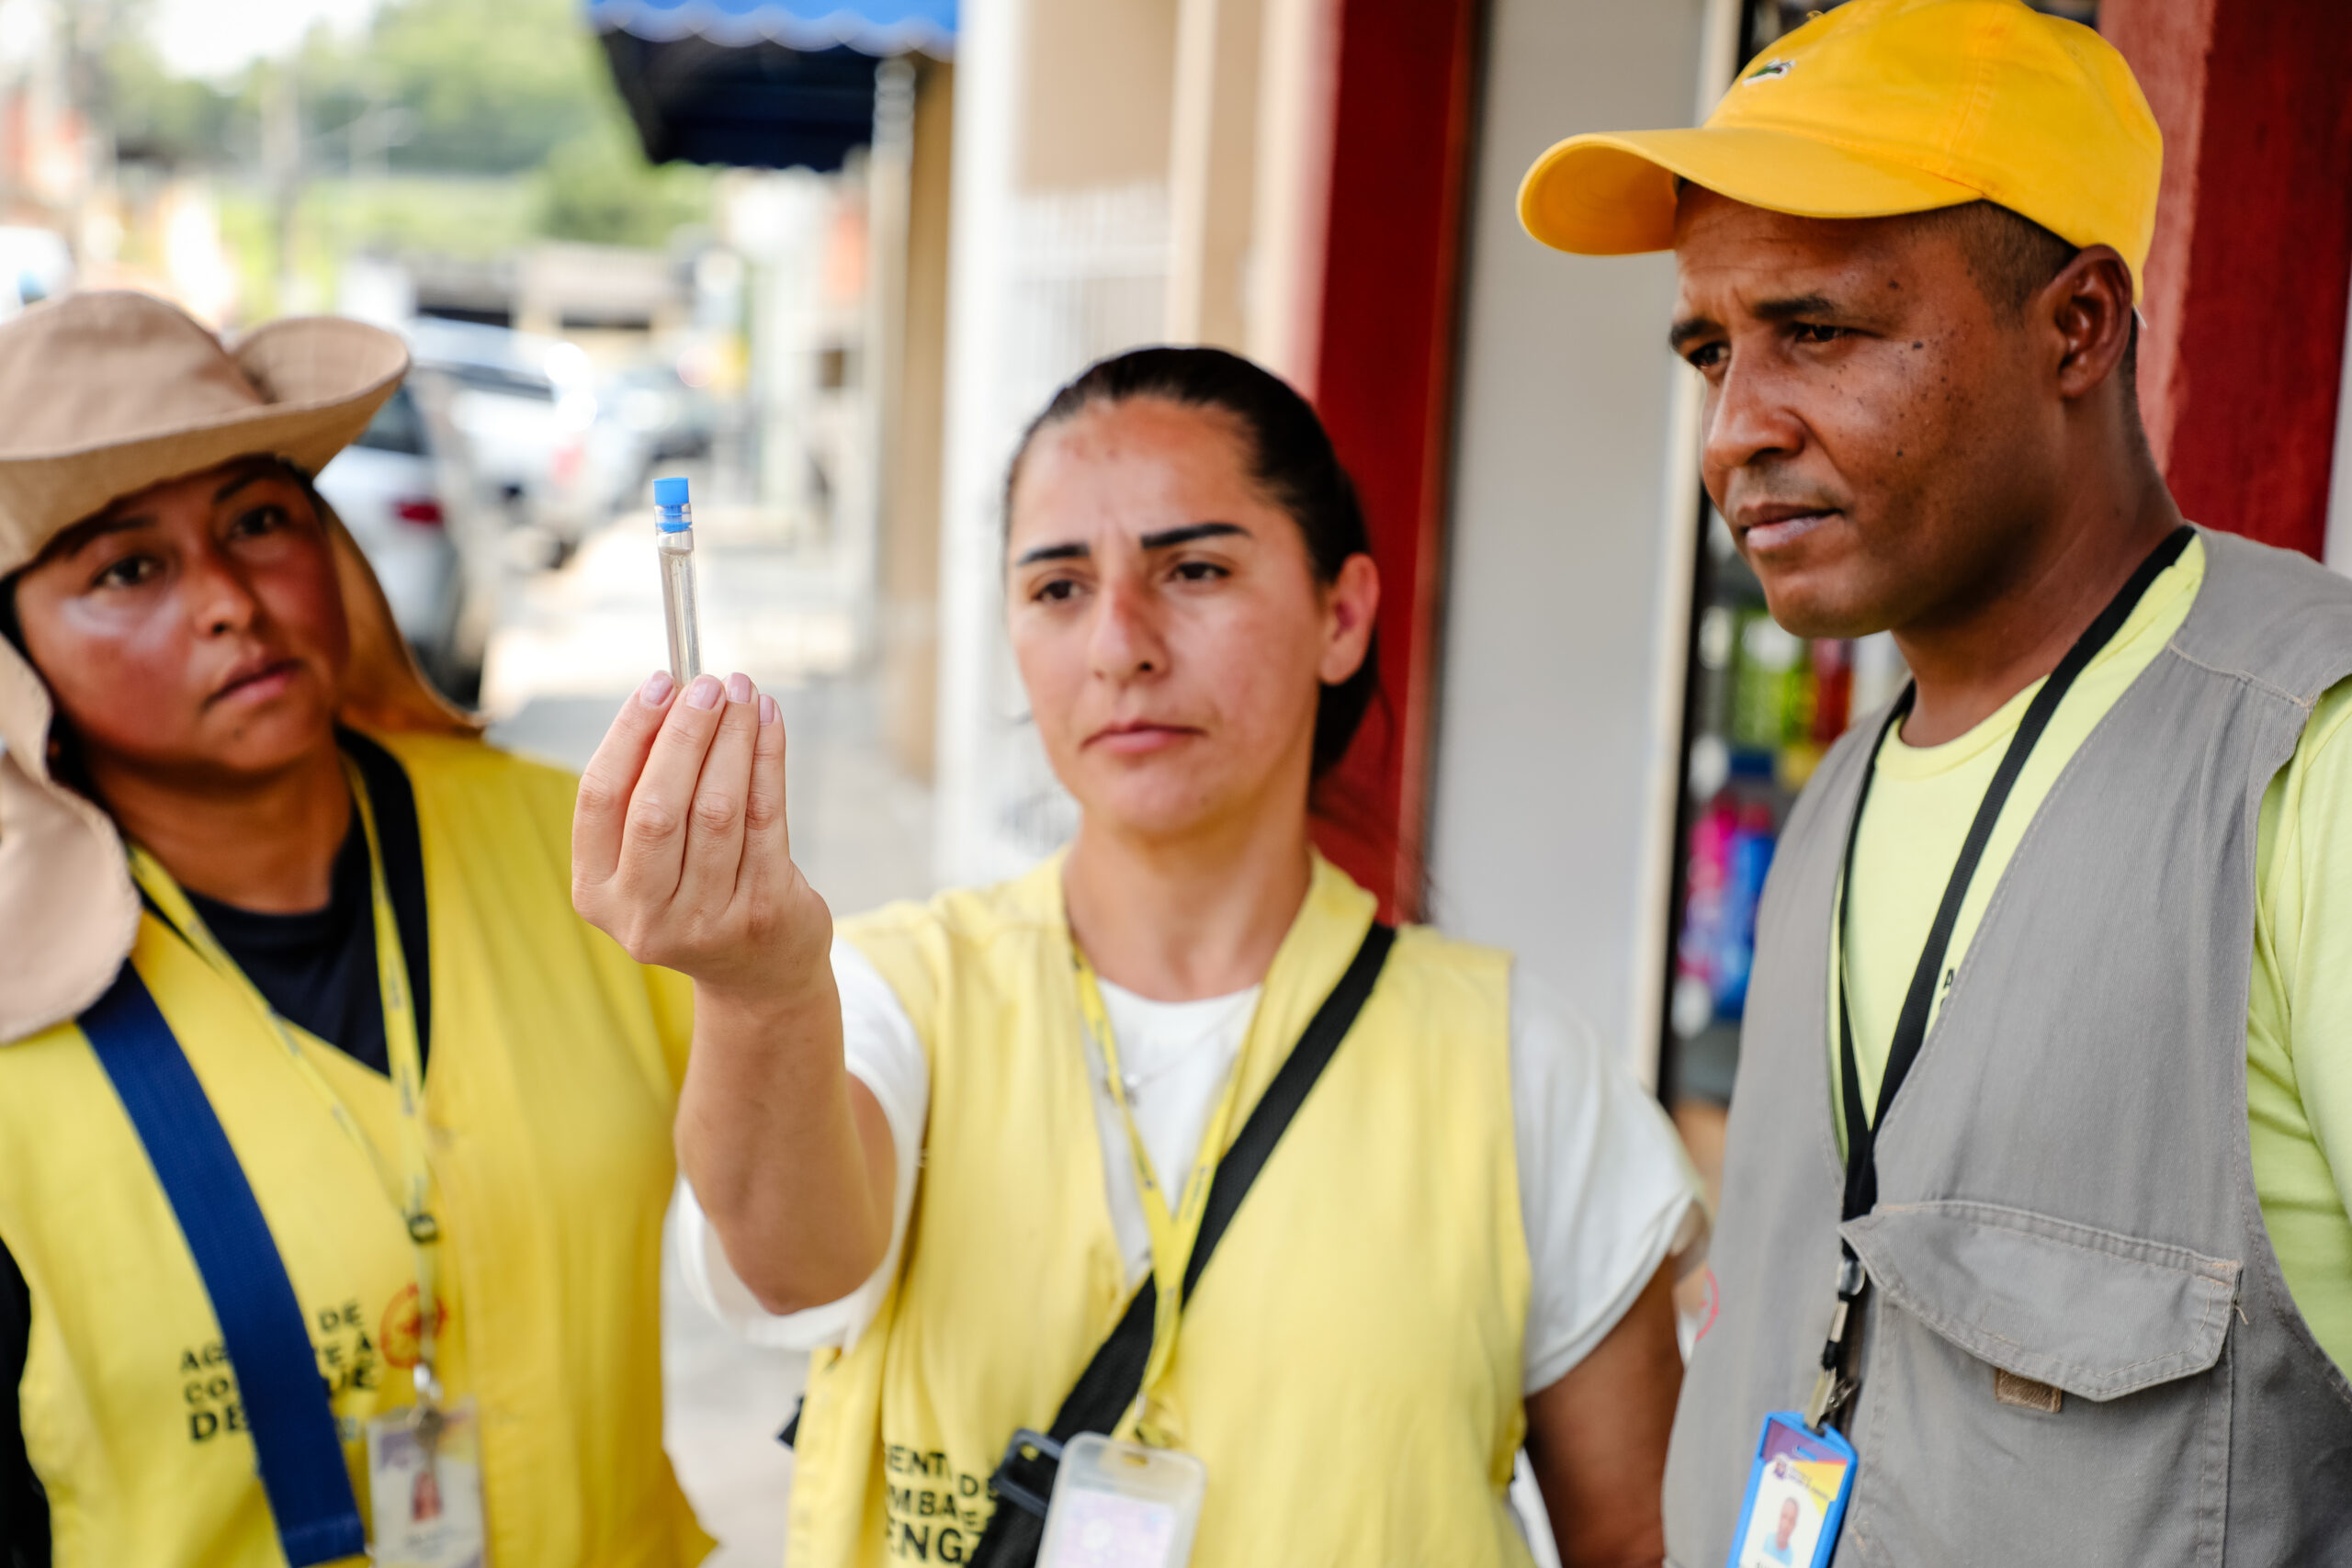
[1518,0,2162,291]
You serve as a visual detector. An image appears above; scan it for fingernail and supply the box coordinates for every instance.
[684,674,723,710]
[759,694,779,727]
[639,670,674,707]
[726,671,753,705]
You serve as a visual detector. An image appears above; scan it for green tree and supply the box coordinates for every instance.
[106,34,239,166]
[108,0,717,254]
[534,118,716,247]
[361,0,611,175]
[315,0,716,245]
[109,0,640,181]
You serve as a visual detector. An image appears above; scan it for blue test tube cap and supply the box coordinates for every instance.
[653,476,691,530]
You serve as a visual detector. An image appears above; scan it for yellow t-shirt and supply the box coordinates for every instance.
[1837,536,2352,1372]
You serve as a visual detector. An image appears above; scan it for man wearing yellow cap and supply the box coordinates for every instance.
[1522,1,2352,1563]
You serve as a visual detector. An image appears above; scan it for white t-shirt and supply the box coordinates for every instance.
[678,940,1703,1395]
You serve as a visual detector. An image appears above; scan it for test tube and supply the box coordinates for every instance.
[654,476,702,683]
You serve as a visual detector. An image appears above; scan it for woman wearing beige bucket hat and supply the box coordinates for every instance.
[0,292,712,1568]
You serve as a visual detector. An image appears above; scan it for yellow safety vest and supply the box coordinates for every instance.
[0,732,712,1568]
[789,852,1533,1567]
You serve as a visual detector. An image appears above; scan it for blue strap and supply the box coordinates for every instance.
[82,963,367,1566]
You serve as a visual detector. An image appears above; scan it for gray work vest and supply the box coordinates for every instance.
[1663,529,2352,1567]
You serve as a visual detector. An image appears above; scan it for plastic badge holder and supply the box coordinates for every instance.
[1725,1412,1855,1568]
[366,1396,488,1568]
[1035,1434,1206,1568]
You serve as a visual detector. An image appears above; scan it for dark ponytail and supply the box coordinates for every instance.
[1005,345,1381,779]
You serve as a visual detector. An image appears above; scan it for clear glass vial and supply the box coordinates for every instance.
[653,476,701,683]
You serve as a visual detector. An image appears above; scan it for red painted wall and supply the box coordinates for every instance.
[1304,0,1481,919]
[2104,0,2352,558]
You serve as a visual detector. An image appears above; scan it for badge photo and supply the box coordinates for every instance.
[1726,1413,1854,1568]
[366,1397,490,1568]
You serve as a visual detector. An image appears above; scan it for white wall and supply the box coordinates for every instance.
[933,0,1023,886]
[932,0,1179,886]
[1427,0,1720,1074]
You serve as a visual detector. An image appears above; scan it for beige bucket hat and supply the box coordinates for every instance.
[0,289,481,1042]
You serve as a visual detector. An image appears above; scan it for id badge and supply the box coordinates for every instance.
[1725,1413,1854,1568]
[366,1397,489,1568]
[1036,1433,1206,1568]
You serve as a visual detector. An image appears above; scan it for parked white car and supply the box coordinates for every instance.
[575,360,720,525]
[316,384,478,700]
[402,318,597,560]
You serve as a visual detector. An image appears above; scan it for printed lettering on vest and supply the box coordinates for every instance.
[175,1295,390,1448]
[795,855,1532,1568]
[0,732,707,1568]
[888,1516,976,1562]
[883,1445,992,1549]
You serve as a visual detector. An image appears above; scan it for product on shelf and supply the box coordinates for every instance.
[1775,738,1823,792]
[1714,798,1778,1021]
[1674,564,1905,1052]
[1692,604,1736,739]
[1731,612,1803,751]
[1672,795,1736,1038]
[1809,638,1852,742]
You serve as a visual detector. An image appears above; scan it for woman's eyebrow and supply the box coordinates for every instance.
[213,468,275,503]
[1012,521,1249,567]
[1139,521,1249,550]
[42,513,154,562]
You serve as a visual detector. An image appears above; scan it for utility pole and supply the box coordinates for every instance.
[263,58,302,313]
[64,0,123,269]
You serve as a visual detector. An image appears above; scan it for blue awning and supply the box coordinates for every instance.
[591,0,951,173]
[586,0,954,56]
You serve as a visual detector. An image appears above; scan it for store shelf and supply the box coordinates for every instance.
[1659,514,1905,1106]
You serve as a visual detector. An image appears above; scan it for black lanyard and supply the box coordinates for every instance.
[1804,524,2195,1432]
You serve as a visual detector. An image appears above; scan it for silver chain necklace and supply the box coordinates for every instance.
[1106,991,1258,1101]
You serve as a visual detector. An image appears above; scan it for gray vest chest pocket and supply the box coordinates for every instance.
[1835,1201,2239,1568]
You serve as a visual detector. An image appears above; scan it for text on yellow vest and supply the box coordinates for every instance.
[0,732,712,1568]
[787,852,1534,1567]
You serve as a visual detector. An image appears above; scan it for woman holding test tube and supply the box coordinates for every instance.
[576,347,1702,1568]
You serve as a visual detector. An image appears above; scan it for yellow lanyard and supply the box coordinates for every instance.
[129,755,444,1402]
[1069,946,1260,1440]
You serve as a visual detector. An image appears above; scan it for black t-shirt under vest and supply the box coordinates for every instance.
[0,731,430,1567]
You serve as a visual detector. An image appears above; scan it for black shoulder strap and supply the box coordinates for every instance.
[969,921,1396,1568]
[335,728,433,1061]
